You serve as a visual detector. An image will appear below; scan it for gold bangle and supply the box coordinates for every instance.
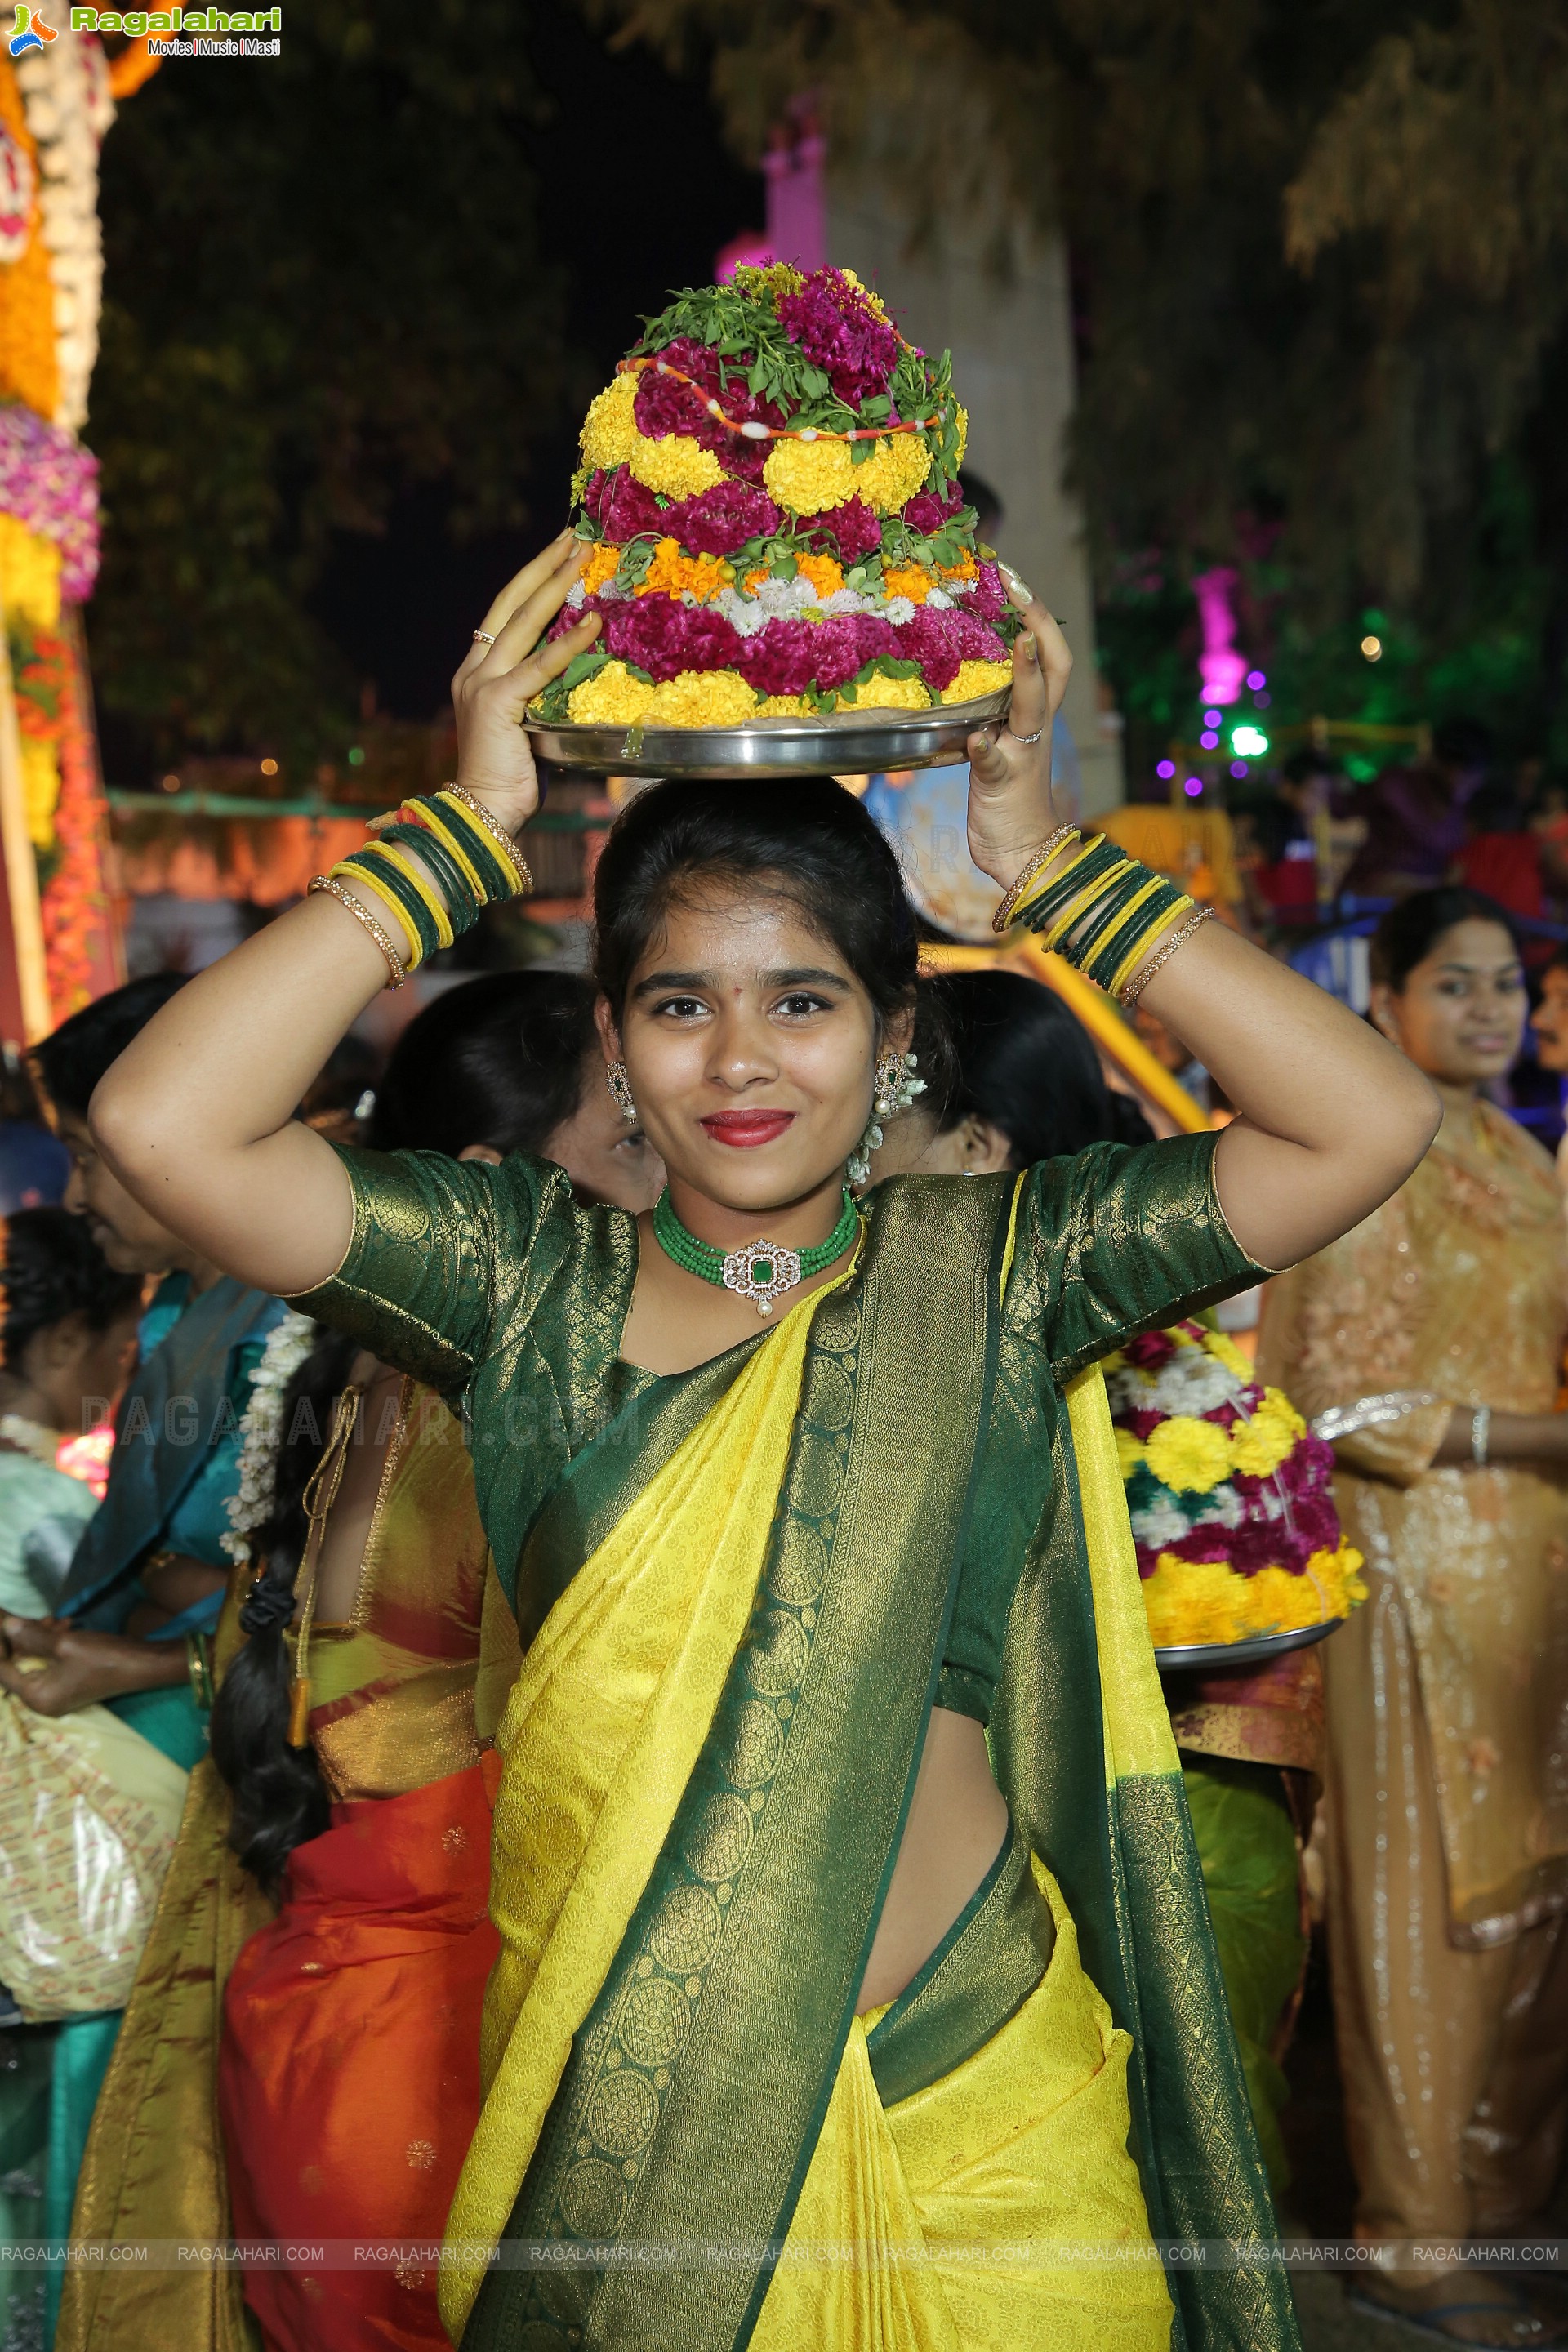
[1119,904,1215,1008]
[439,782,534,896]
[991,825,1081,933]
[307,875,408,988]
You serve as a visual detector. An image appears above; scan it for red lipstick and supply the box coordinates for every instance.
[701,1110,796,1147]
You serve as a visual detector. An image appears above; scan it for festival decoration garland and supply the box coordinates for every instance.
[220,1310,319,1566]
[532,264,1016,728]
[1107,1320,1366,1650]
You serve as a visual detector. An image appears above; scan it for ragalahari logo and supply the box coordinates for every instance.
[9,6,60,52]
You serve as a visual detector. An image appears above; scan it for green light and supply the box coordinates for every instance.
[347,746,366,767]
[1231,724,1269,758]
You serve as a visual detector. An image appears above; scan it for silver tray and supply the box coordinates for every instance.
[526,688,1011,780]
[1154,1617,1346,1676]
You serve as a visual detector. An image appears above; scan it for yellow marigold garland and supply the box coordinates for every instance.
[942,659,1013,702]
[853,432,933,514]
[761,438,858,517]
[579,372,639,472]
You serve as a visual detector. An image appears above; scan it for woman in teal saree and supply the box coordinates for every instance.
[88,535,1441,2352]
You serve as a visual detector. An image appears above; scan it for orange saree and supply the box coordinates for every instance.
[219,1755,501,2352]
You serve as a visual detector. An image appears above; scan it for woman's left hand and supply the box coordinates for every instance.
[0,1616,187,1715]
[965,572,1074,889]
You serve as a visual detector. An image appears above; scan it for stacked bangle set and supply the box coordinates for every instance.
[308,783,533,988]
[991,826,1214,1009]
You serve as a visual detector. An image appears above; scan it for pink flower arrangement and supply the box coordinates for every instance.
[599,597,745,683]
[893,606,962,691]
[902,481,964,537]
[775,269,899,407]
[584,467,666,542]
[801,498,882,564]
[662,481,782,556]
[968,559,1006,621]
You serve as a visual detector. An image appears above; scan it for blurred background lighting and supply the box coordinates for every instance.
[259,757,278,776]
[1245,670,1266,691]
[1230,760,1249,779]
[1361,635,1383,662]
[1232,724,1269,757]
[1156,759,1176,779]
[1200,729,1219,749]
[1183,777,1203,797]
[1203,709,1222,728]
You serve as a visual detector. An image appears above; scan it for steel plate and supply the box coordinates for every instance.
[1154,1617,1347,1676]
[526,688,1012,780]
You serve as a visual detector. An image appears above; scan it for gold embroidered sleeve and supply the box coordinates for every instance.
[288,1145,555,1398]
[1020,1131,1271,1381]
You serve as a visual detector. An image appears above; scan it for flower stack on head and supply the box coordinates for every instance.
[530,264,1022,731]
[1107,1321,1366,1651]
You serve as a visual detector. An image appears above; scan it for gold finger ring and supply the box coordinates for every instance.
[472,630,497,647]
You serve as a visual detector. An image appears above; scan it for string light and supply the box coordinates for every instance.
[1183,777,1203,798]
[1156,760,1176,780]
[1361,635,1383,662]
[1200,730,1219,750]
[1245,670,1266,691]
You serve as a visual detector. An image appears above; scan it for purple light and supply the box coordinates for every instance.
[1184,777,1203,798]
[1200,730,1219,750]
[1245,670,1266,691]
[1254,691,1271,709]
[1156,759,1175,780]
[1230,760,1249,779]
[1193,567,1247,706]
[1202,709,1223,728]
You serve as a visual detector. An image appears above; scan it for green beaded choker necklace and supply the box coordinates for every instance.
[652,1186,860,1317]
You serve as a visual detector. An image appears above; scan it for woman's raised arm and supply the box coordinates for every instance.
[89,537,598,1298]
[967,578,1441,1273]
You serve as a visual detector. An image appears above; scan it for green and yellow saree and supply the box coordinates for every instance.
[299,1132,1302,2352]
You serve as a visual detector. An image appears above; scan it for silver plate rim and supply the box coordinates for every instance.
[524,688,1012,779]
[1154,1616,1347,1675]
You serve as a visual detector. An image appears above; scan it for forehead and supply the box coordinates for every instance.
[630,884,855,978]
[1421,920,1521,973]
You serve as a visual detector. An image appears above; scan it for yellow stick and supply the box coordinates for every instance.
[920,937,1209,1135]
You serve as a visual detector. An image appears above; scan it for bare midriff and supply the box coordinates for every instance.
[857,1704,1009,2012]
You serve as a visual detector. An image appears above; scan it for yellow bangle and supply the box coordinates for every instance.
[991,826,1081,933]
[1036,855,1139,954]
[438,782,534,896]
[1096,878,1182,997]
[307,875,408,988]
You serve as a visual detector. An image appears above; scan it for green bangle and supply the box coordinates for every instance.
[427,794,519,902]
[378,821,482,931]
[1079,875,1187,992]
[338,846,442,964]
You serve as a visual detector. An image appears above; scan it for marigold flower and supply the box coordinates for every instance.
[580,374,639,471]
[793,550,845,601]
[635,537,729,604]
[646,668,760,727]
[580,543,621,599]
[843,674,930,711]
[938,550,978,581]
[1228,1393,1307,1480]
[763,438,858,517]
[880,564,932,606]
[626,430,726,501]
[756,694,810,715]
[942,659,1012,704]
[567,661,656,726]
[853,433,933,514]
[955,404,969,467]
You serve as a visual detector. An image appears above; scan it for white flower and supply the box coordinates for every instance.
[220,1311,318,1563]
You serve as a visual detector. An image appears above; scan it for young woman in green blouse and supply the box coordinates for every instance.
[87,537,1438,2352]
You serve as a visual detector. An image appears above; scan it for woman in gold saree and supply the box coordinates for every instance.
[1260,888,1568,2349]
[88,536,1440,2352]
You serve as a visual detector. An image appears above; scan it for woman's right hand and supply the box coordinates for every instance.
[0,1617,188,1715]
[448,532,600,835]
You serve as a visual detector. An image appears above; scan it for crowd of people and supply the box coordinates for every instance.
[0,537,1562,2352]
